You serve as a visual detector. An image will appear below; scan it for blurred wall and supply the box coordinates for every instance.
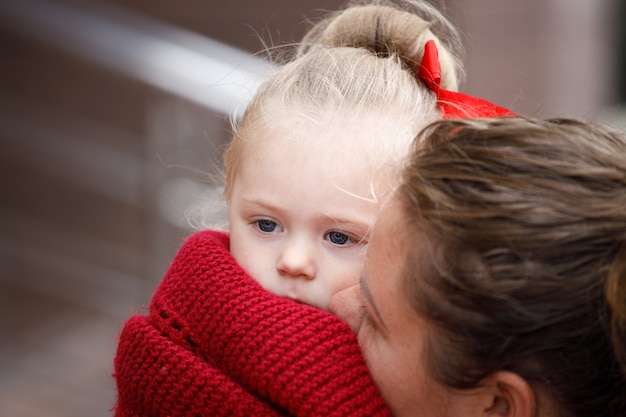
[0,0,622,415]
[453,0,619,118]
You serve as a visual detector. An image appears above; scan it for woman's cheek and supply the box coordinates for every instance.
[357,323,380,369]
[358,329,393,406]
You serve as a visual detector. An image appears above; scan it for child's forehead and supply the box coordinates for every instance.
[233,108,411,207]
[247,106,412,148]
[263,104,401,125]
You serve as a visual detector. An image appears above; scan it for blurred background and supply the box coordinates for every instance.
[0,0,624,415]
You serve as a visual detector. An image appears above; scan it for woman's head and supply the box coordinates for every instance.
[332,117,626,416]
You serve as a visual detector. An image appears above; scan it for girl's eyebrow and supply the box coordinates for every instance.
[244,198,370,229]
[359,275,389,333]
[242,198,280,212]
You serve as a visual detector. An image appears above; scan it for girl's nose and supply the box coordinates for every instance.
[276,239,316,280]
[329,285,361,333]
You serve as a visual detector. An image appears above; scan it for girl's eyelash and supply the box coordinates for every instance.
[329,231,369,248]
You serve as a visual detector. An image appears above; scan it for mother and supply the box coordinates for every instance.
[331,116,626,417]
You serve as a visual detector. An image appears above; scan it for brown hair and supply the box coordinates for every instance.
[398,117,626,416]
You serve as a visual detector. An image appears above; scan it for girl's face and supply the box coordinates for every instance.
[228,114,387,310]
[330,197,488,416]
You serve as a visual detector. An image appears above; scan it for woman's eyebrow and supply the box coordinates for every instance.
[359,275,389,333]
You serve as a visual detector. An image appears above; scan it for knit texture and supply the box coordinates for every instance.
[114,230,392,417]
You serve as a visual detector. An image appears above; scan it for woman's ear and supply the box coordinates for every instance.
[481,371,535,417]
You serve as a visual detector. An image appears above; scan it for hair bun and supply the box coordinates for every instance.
[298,1,463,91]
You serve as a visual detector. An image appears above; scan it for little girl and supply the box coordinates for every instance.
[213,0,511,311]
[114,1,513,415]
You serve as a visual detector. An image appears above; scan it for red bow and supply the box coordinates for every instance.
[417,40,516,118]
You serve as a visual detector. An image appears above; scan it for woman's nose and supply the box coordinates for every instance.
[329,285,362,333]
[276,239,316,279]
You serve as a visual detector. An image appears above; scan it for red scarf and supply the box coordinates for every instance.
[114,230,392,417]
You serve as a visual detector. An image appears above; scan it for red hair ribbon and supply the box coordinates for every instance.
[417,39,516,118]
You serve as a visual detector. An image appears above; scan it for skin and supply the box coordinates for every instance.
[228,111,391,310]
[329,196,508,417]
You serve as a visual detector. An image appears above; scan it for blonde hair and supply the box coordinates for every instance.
[298,0,463,90]
[222,0,464,201]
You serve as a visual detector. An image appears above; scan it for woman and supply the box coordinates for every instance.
[331,116,626,417]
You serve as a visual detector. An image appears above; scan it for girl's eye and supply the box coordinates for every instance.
[255,219,279,233]
[326,231,353,246]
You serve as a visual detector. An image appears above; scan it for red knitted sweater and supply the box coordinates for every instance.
[114,230,392,417]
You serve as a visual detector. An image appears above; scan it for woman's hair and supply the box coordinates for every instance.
[398,117,626,416]
[222,0,464,200]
